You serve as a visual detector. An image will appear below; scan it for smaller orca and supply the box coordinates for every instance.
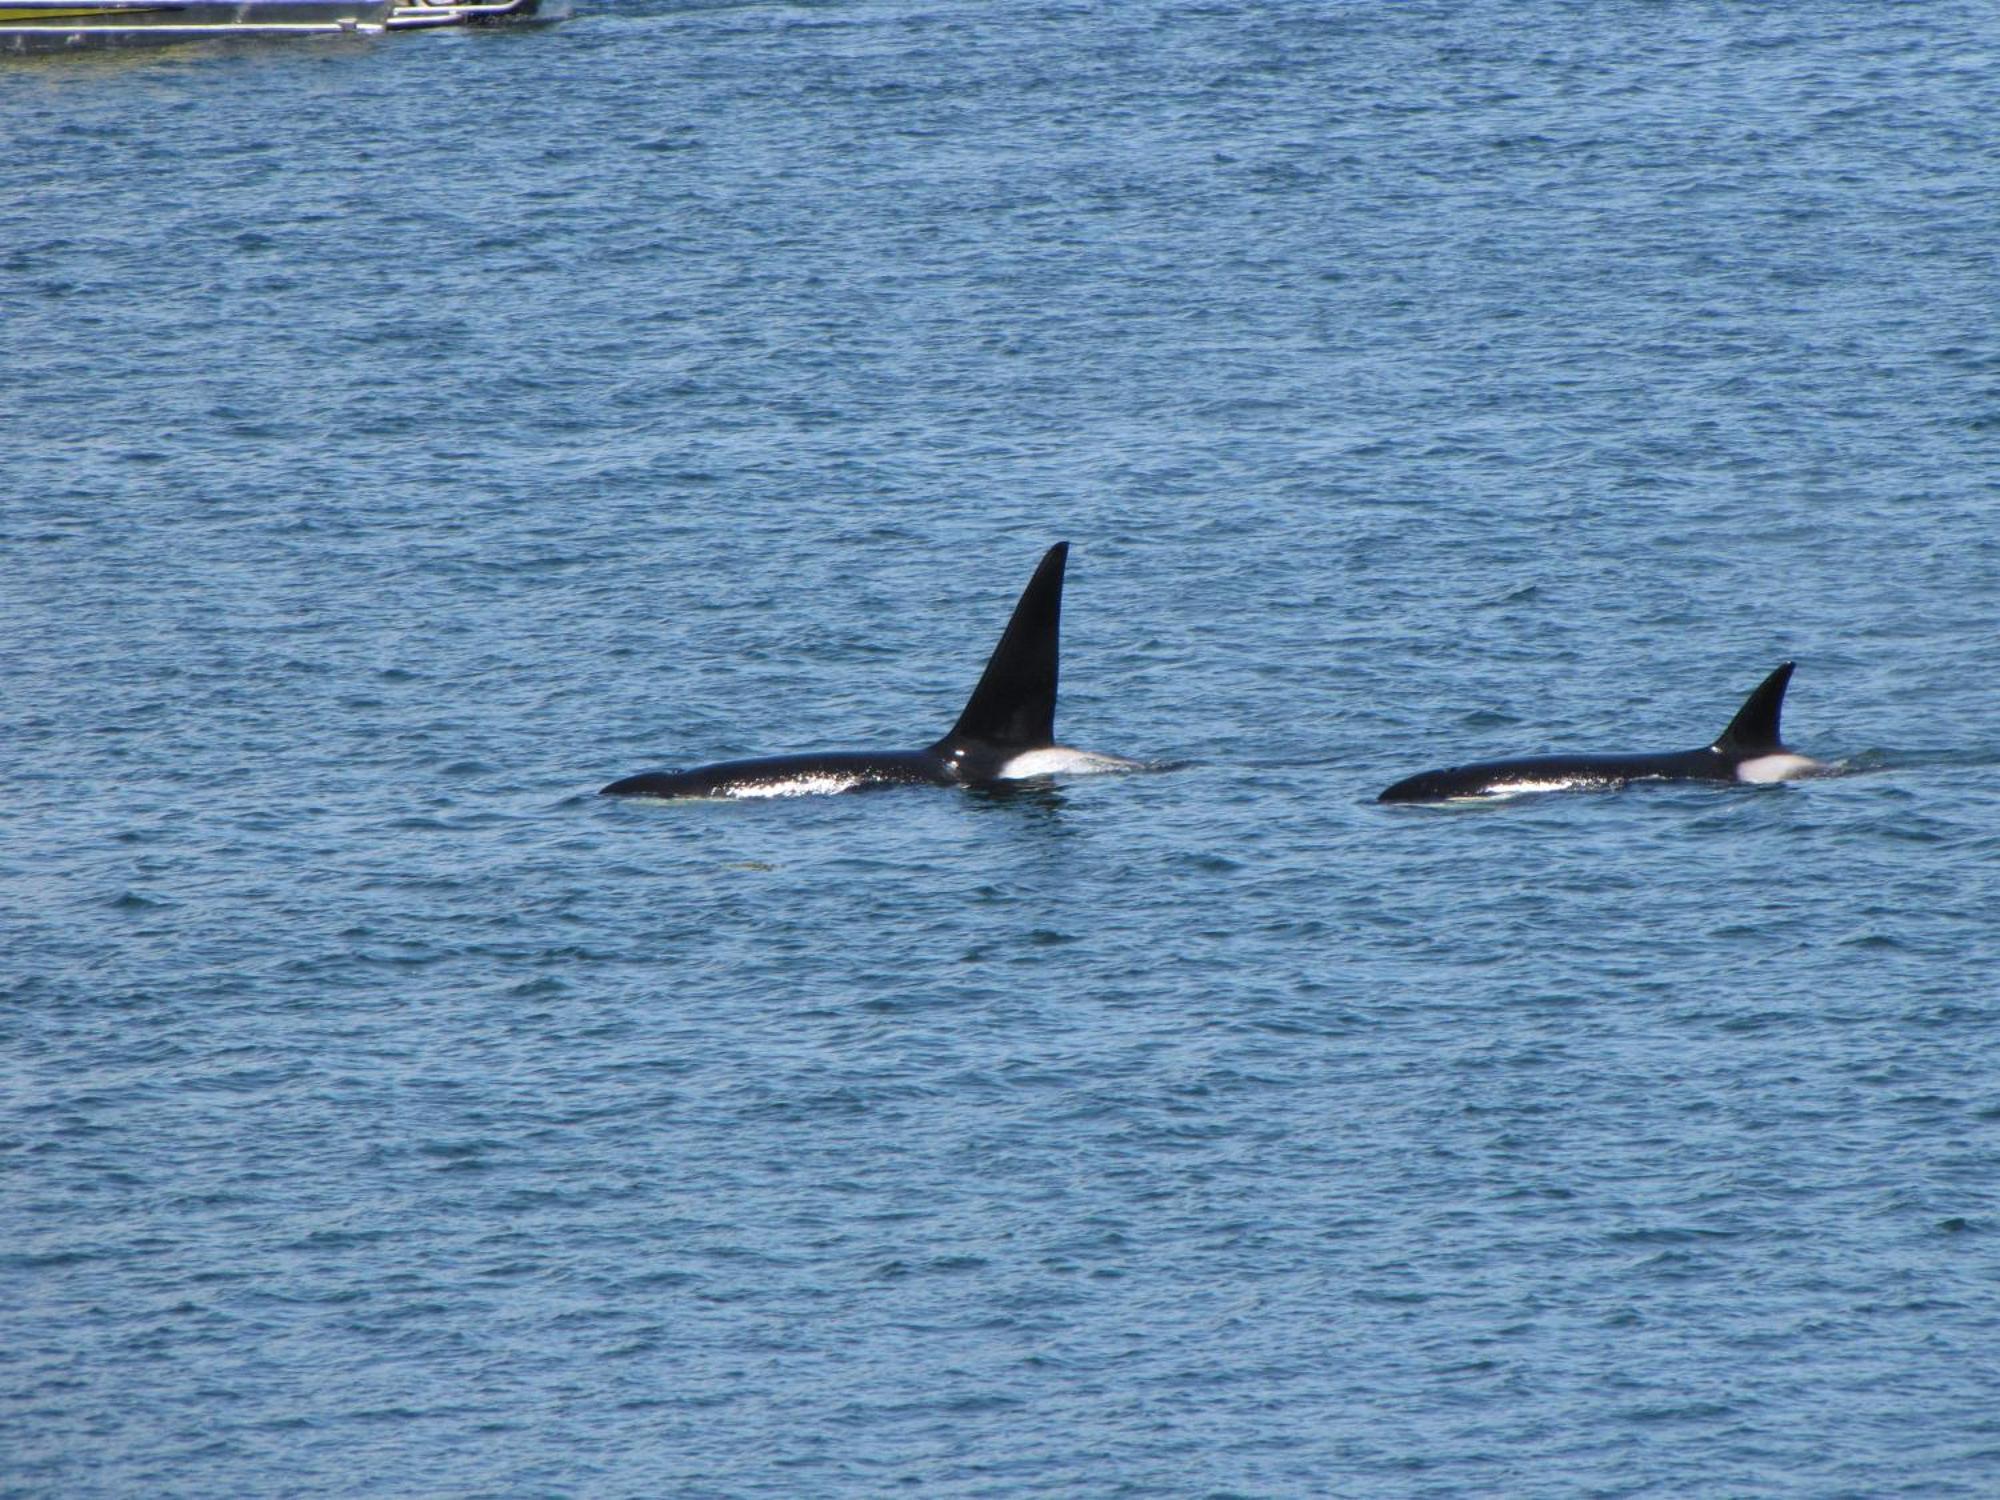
[601,543,1141,800]
[1378,661,1822,804]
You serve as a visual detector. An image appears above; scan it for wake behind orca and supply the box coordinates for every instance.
[1378,661,1822,804]
[600,543,1140,800]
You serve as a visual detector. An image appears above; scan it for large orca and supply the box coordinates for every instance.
[601,543,1140,800]
[1378,661,1822,804]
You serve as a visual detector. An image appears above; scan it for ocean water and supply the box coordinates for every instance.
[5,3,2000,1495]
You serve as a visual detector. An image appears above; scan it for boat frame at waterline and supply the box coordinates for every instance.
[0,0,537,53]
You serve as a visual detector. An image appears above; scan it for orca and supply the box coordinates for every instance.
[1378,661,1822,804]
[600,543,1140,800]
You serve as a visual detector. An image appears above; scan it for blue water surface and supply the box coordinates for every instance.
[6,3,2000,1495]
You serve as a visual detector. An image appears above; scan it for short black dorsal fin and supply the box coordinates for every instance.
[1712,661,1794,755]
[936,542,1066,749]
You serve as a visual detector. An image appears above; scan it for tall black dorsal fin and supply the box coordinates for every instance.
[936,542,1066,749]
[1712,661,1794,755]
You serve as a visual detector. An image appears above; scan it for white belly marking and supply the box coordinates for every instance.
[725,774,865,799]
[1475,777,1600,798]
